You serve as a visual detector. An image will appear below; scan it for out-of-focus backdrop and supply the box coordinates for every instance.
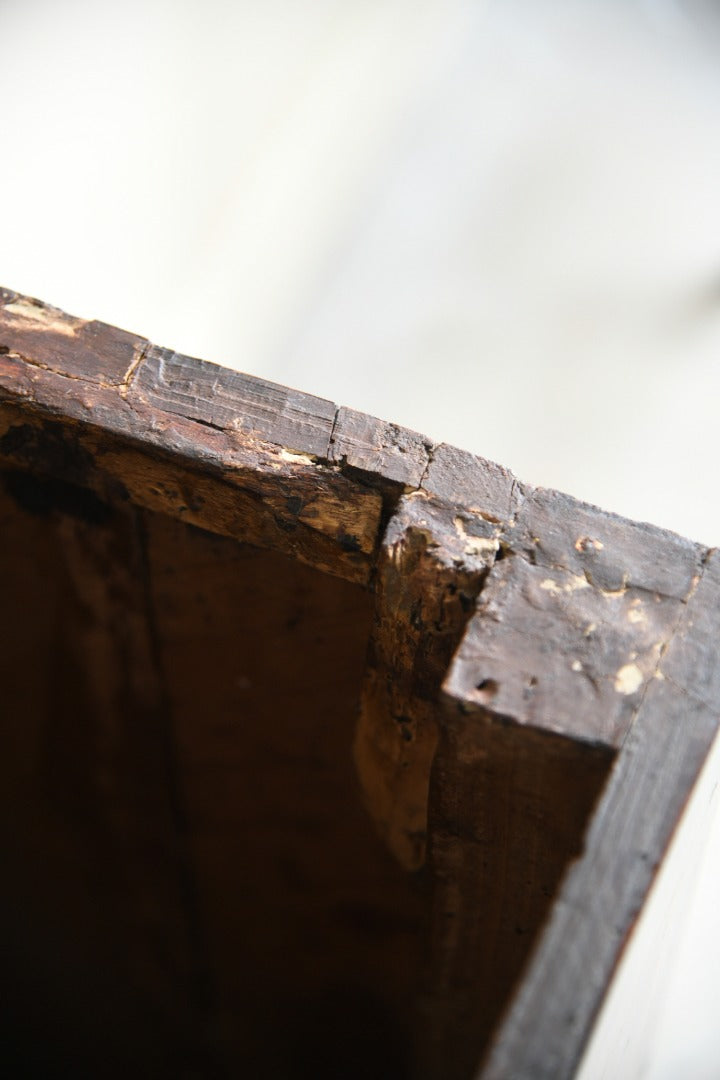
[1,1,719,1075]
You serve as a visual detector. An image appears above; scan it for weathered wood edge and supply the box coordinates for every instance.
[0,288,383,585]
[2,288,718,1076]
[1,286,698,594]
[476,549,720,1080]
[0,289,519,588]
[0,291,520,507]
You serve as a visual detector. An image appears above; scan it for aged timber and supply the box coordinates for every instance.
[0,287,717,1080]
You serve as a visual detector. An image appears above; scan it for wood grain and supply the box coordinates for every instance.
[480,550,720,1079]
[136,345,337,458]
[1,288,718,1079]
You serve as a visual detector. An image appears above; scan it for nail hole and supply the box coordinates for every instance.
[475,678,499,700]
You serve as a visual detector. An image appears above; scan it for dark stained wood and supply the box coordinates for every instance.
[0,393,381,586]
[0,291,381,584]
[328,406,431,492]
[355,493,500,870]
[136,345,337,458]
[479,549,720,1080]
[143,512,428,1076]
[0,286,147,386]
[421,442,521,521]
[507,486,703,599]
[0,481,202,1078]
[423,721,611,1080]
[1,287,718,1080]
[445,553,696,747]
[433,494,708,1079]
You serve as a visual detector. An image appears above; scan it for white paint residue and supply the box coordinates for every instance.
[615,662,644,695]
[464,538,500,557]
[4,299,80,336]
[628,600,647,625]
[454,515,499,557]
[540,574,589,594]
[277,448,316,466]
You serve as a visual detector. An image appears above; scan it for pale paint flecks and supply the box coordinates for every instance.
[453,515,500,557]
[277,448,317,466]
[575,536,605,553]
[628,599,648,625]
[539,574,589,594]
[4,299,81,337]
[615,662,644,695]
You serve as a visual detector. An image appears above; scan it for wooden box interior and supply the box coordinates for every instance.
[0,473,441,1078]
[3,291,718,1080]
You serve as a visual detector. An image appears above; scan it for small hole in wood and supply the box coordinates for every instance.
[475,678,499,700]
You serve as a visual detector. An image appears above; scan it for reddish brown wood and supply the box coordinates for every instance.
[0,287,717,1079]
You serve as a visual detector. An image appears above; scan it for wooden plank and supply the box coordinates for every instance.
[576,727,720,1078]
[354,493,500,870]
[0,286,147,386]
[2,288,719,1079]
[135,345,337,458]
[444,554,694,748]
[141,511,429,1075]
[0,478,204,1076]
[423,721,611,1080]
[507,486,702,599]
[328,406,431,491]
[431,490,710,1078]
[0,295,383,584]
[478,549,720,1080]
[422,443,521,522]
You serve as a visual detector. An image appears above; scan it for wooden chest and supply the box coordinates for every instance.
[1,289,717,1078]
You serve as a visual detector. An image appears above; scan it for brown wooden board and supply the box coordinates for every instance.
[0,288,718,1079]
[479,549,720,1079]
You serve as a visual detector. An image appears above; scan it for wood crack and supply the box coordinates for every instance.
[119,340,150,397]
[417,440,438,492]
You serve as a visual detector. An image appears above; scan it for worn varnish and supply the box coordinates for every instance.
[0,288,718,1079]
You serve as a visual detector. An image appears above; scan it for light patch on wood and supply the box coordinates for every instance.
[276,448,318,466]
[453,515,501,557]
[627,600,647,625]
[575,536,604,552]
[614,662,644,695]
[464,537,500,556]
[540,574,589,594]
[4,299,81,336]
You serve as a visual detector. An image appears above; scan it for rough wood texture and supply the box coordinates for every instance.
[1,288,718,1079]
[0,287,381,585]
[354,493,498,870]
[480,549,720,1079]
[0,482,201,1076]
[136,345,337,458]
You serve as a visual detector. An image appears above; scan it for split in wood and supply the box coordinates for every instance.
[1,286,717,1080]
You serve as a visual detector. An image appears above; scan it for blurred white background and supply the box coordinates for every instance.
[1,1,718,1075]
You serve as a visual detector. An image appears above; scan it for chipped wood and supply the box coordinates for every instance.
[1,287,718,1079]
[354,493,497,870]
[480,549,720,1080]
